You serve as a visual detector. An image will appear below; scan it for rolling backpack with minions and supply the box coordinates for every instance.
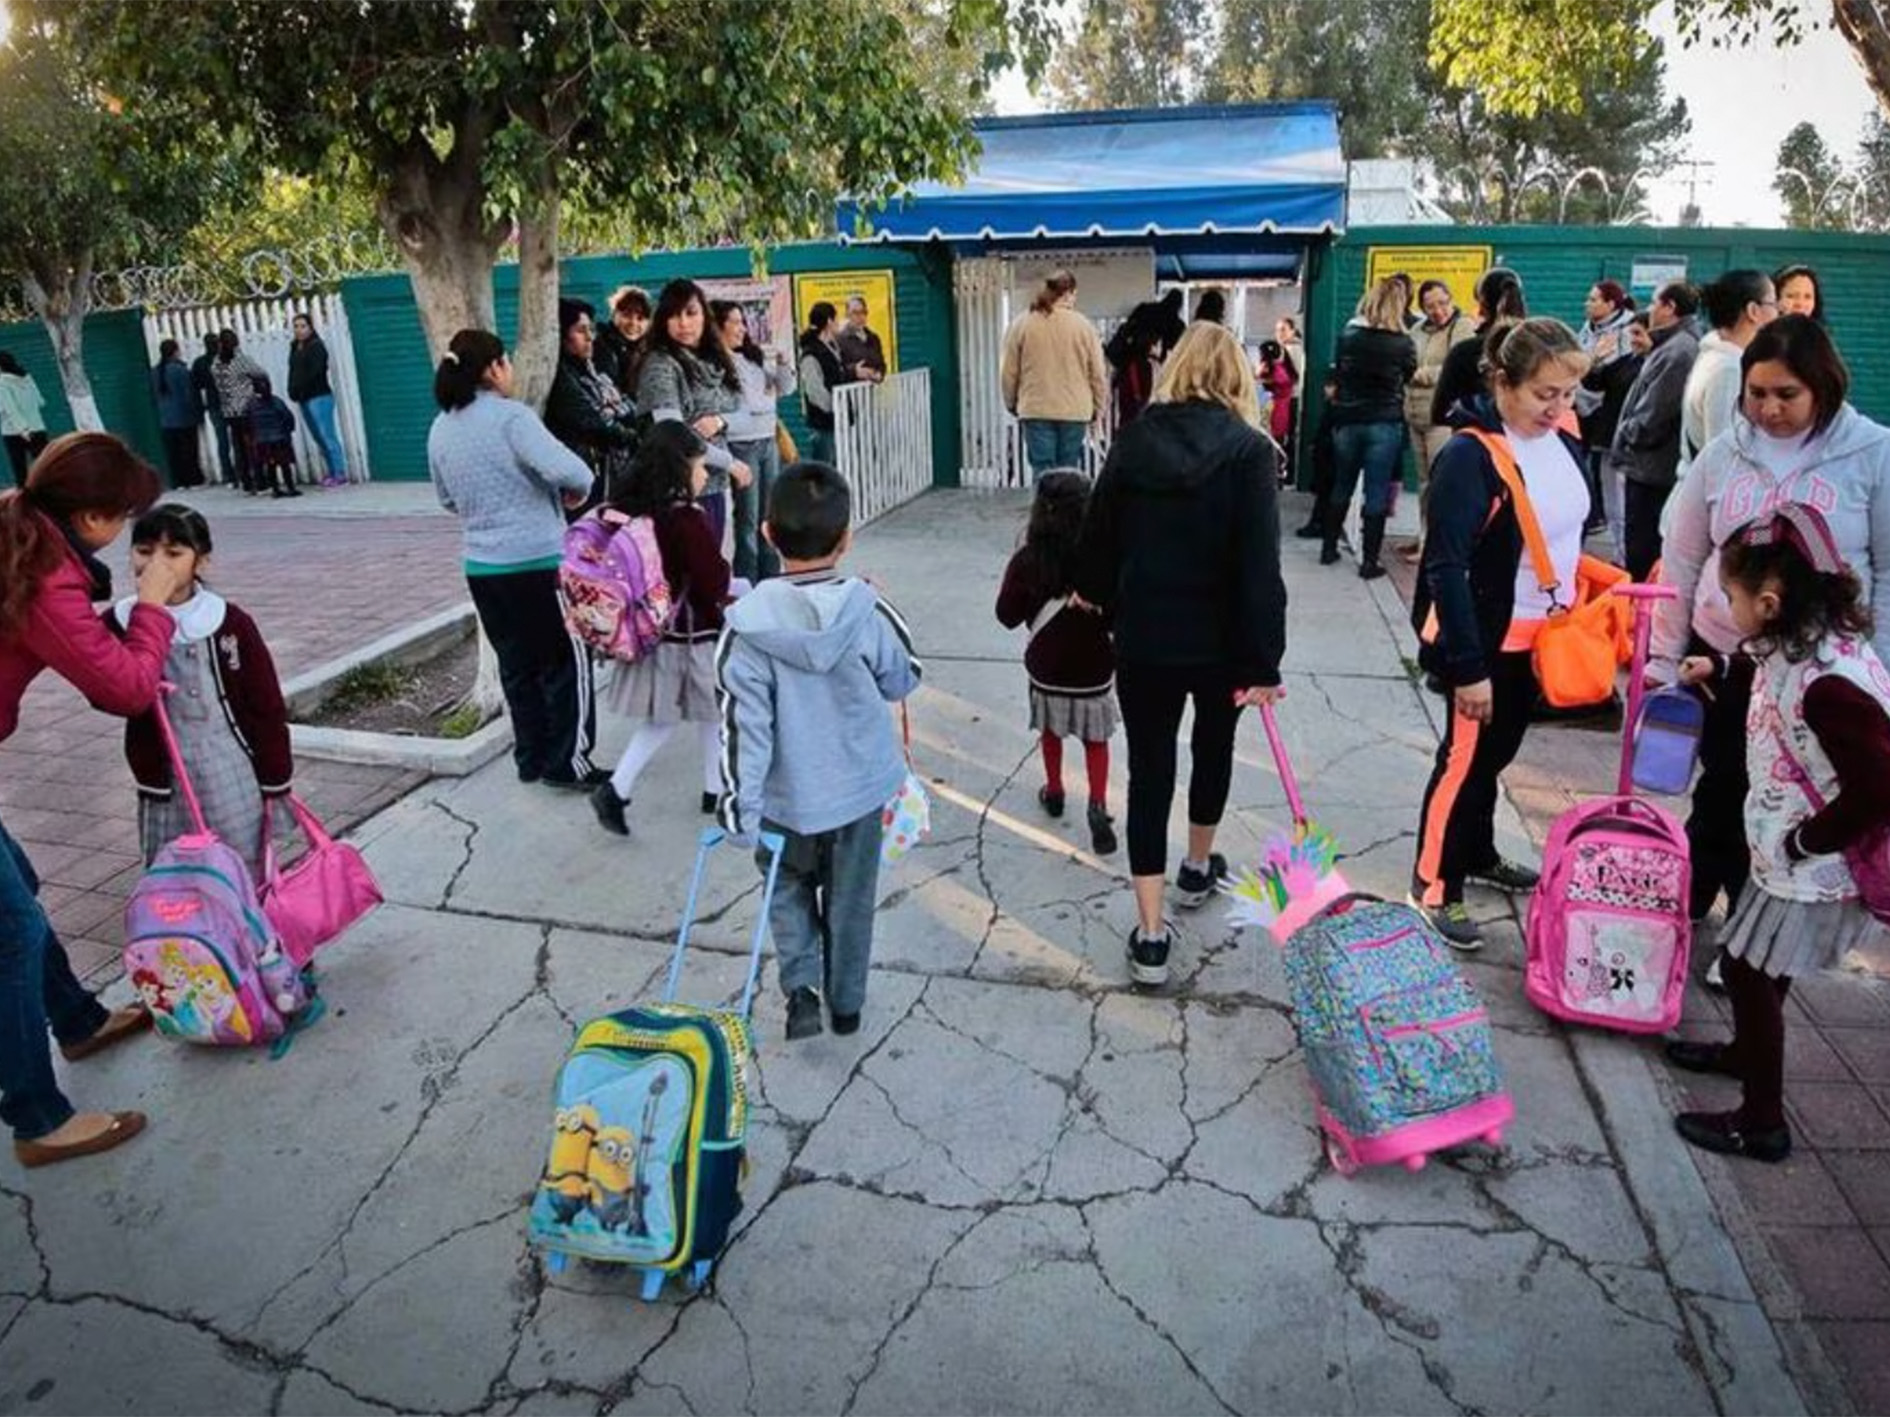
[529,827,785,1300]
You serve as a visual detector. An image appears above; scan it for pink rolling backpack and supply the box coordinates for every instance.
[1524,583,1692,1033]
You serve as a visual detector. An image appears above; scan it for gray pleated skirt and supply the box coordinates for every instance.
[1028,686,1119,742]
[603,638,719,724]
[1720,886,1884,979]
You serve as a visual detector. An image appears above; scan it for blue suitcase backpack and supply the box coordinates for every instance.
[1284,895,1513,1175]
[530,827,784,1299]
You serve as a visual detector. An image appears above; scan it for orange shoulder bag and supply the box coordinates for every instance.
[1463,428,1630,708]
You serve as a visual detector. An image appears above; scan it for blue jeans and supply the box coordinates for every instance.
[0,816,108,1140]
[298,394,347,480]
[759,808,883,1018]
[730,437,781,582]
[1329,420,1406,519]
[1022,419,1088,480]
[207,406,234,482]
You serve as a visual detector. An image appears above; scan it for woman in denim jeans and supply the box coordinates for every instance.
[713,301,797,582]
[0,434,192,1167]
[289,314,349,487]
[1323,278,1417,580]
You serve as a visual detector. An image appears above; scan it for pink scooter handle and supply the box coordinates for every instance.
[1610,580,1681,796]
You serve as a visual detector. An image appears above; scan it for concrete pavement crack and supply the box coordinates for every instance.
[0,1183,51,1298]
[432,800,481,909]
[964,746,1034,976]
[837,1209,985,1417]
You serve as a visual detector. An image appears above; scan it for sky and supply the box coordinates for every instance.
[990,3,1881,229]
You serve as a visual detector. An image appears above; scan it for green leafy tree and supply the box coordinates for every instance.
[1774,120,1850,227]
[0,19,233,426]
[67,0,1053,406]
[1856,109,1890,224]
[1433,0,1890,124]
[1048,0,1207,110]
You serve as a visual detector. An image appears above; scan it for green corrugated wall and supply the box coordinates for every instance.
[0,309,164,468]
[343,242,959,483]
[1300,224,1890,484]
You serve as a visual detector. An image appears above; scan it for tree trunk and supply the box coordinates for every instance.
[21,251,102,432]
[512,168,562,413]
[1833,0,1890,124]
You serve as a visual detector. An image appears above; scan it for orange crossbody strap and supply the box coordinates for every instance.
[1463,427,1564,610]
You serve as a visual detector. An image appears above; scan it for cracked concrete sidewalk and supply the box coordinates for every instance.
[0,491,1811,1415]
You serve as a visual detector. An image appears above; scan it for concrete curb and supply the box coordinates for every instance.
[284,602,516,777]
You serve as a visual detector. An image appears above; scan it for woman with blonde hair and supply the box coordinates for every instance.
[1323,277,1418,578]
[1000,269,1109,481]
[1073,321,1287,988]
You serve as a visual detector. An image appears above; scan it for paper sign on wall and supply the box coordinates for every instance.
[793,271,899,374]
[1363,246,1493,309]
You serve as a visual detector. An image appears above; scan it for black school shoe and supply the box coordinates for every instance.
[785,987,824,1041]
[1039,786,1066,819]
[1087,803,1118,855]
[1675,1109,1792,1163]
[831,1009,861,1036]
[542,766,612,791]
[590,781,630,837]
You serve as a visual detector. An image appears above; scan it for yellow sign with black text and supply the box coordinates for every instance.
[1364,246,1494,311]
[792,271,900,375]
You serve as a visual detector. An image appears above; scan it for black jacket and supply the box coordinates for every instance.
[593,323,642,396]
[1072,400,1286,686]
[1412,397,1587,688]
[1331,324,1416,426]
[798,330,845,432]
[1579,349,1642,453]
[1430,330,1488,428]
[287,335,331,403]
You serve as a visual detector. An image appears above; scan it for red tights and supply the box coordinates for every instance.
[1041,731,1109,805]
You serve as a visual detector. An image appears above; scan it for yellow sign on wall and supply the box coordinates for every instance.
[1364,246,1494,312]
[793,271,899,375]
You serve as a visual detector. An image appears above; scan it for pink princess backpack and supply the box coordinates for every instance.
[560,509,674,662]
[1524,585,1692,1033]
[123,691,312,1046]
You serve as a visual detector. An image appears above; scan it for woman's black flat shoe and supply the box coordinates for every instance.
[1664,1039,1741,1078]
[1675,1110,1792,1164]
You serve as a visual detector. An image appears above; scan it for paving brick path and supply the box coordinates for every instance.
[1383,531,1890,1415]
[0,485,463,986]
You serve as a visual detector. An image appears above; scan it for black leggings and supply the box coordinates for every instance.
[1116,661,1242,877]
[1723,952,1792,1129]
[1687,639,1752,919]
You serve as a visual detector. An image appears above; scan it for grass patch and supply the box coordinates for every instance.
[439,702,487,739]
[319,661,416,717]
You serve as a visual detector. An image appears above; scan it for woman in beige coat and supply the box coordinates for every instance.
[1400,280,1477,557]
[1001,270,1109,483]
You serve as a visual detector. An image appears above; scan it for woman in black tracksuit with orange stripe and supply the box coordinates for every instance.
[1411,318,1594,950]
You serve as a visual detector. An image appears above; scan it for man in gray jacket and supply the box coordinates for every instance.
[1606,282,1701,580]
[716,462,921,1042]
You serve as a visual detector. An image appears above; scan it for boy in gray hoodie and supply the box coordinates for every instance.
[715,463,922,1040]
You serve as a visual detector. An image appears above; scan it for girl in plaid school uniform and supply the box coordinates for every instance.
[110,504,292,883]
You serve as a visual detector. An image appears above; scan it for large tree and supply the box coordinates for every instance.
[0,20,231,426]
[1774,120,1850,226]
[1048,0,1207,111]
[67,0,1051,407]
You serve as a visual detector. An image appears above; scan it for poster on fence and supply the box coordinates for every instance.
[1364,245,1493,310]
[793,271,899,375]
[698,276,795,362]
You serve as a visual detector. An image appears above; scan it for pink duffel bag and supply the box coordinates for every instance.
[261,794,385,966]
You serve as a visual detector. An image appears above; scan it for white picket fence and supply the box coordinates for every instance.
[833,368,932,527]
[143,292,373,484]
[953,256,1116,489]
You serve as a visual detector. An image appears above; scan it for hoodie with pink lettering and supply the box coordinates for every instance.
[1653,403,1890,670]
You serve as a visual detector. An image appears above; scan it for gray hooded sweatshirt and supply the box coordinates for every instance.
[715,572,922,839]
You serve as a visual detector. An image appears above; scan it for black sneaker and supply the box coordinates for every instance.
[785,987,824,1041]
[1126,925,1173,987]
[830,1010,861,1036]
[700,791,718,816]
[1467,857,1540,893]
[1407,894,1483,951]
[1087,802,1117,855]
[1174,853,1228,909]
[589,781,630,836]
[1674,1110,1792,1164]
[1294,521,1322,540]
[542,766,612,792]
[1038,785,1065,819]
[1358,561,1386,581]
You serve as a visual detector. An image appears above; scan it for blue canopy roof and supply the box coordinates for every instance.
[837,103,1345,243]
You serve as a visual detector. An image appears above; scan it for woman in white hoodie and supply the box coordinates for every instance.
[1652,315,1890,935]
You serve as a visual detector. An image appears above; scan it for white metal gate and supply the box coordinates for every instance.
[833,367,932,527]
[144,292,373,484]
[953,256,1116,489]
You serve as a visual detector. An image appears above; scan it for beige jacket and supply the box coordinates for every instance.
[1404,310,1477,426]
[1000,305,1108,422]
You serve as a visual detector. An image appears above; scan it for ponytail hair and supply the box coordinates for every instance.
[434,329,506,412]
[1474,268,1526,324]
[1480,317,1589,390]
[1701,269,1772,333]
[1031,269,1078,315]
[0,433,161,640]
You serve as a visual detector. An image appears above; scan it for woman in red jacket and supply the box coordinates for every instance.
[0,433,190,1167]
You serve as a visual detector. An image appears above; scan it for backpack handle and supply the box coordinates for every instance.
[1258,703,1309,831]
[669,825,787,1018]
[151,684,211,837]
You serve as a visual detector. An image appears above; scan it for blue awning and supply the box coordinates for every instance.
[837,103,1345,243]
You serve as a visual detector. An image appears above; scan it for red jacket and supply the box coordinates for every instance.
[111,596,293,798]
[0,534,174,744]
[654,502,731,643]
